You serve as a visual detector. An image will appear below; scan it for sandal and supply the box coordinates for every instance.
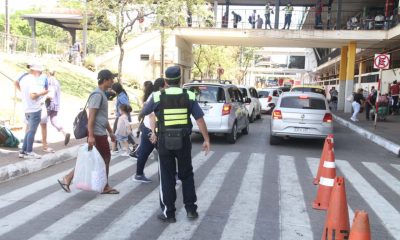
[57,178,71,193]
[43,147,55,153]
[101,188,120,194]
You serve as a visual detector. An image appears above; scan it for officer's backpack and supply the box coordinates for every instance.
[0,126,20,148]
[238,15,242,22]
[248,16,252,23]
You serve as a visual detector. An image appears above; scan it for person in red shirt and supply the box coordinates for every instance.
[390,80,399,114]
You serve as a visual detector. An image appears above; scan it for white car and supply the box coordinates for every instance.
[238,85,262,122]
[258,88,282,114]
[269,92,333,145]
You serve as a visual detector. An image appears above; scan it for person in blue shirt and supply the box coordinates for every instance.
[141,65,210,223]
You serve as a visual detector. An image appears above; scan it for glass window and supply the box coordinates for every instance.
[258,90,270,98]
[291,87,326,96]
[187,85,225,103]
[239,88,248,98]
[280,97,326,110]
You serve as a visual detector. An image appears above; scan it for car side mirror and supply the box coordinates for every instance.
[245,98,251,104]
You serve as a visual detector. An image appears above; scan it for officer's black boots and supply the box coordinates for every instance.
[187,210,199,220]
[157,213,176,223]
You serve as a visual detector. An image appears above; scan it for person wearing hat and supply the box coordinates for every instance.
[58,69,119,194]
[141,65,210,223]
[18,64,49,159]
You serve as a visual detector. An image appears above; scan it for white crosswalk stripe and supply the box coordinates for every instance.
[363,162,400,197]
[391,164,400,172]
[220,153,265,240]
[157,152,240,240]
[95,151,215,240]
[336,160,400,239]
[0,159,134,236]
[279,155,312,240]
[28,161,159,240]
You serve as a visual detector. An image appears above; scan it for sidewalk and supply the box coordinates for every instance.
[333,110,400,156]
[0,115,140,183]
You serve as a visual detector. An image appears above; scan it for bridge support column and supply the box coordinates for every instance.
[344,41,357,113]
[338,46,348,111]
[175,37,193,84]
[274,0,280,29]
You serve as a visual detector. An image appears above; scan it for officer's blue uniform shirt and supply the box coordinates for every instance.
[141,89,204,123]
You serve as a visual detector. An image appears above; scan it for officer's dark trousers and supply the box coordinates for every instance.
[158,135,197,218]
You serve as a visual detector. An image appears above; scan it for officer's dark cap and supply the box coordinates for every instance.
[98,69,117,82]
[165,66,181,82]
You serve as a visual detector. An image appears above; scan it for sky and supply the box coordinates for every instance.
[0,0,58,14]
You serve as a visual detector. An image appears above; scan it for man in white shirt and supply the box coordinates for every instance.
[19,64,48,159]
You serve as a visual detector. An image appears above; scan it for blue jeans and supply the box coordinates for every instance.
[22,110,41,153]
[137,126,155,175]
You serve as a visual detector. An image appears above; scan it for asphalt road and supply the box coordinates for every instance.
[0,115,399,240]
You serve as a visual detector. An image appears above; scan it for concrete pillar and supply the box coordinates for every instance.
[338,46,347,111]
[28,18,36,53]
[357,60,365,88]
[214,1,218,27]
[274,0,280,29]
[344,41,357,113]
[336,0,342,29]
[68,29,76,45]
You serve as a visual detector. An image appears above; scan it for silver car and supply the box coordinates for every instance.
[258,88,282,114]
[237,85,262,122]
[183,83,250,144]
[269,92,333,145]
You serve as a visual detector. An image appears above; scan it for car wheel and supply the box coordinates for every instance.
[249,111,255,123]
[269,133,281,145]
[256,109,262,119]
[242,122,249,135]
[226,123,238,144]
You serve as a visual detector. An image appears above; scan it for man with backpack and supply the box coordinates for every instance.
[232,11,241,29]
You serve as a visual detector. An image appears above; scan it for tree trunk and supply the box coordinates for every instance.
[117,33,124,83]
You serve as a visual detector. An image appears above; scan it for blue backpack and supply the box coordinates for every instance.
[0,126,20,148]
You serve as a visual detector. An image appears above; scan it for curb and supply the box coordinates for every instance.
[0,144,81,183]
[333,114,400,157]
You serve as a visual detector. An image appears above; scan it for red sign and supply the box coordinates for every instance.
[374,54,390,70]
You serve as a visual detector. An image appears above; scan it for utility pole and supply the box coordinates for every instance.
[5,0,10,53]
[160,19,165,77]
[82,0,88,60]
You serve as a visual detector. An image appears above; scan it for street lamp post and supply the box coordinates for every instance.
[82,0,88,61]
[160,20,165,77]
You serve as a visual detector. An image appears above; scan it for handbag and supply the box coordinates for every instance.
[73,92,102,139]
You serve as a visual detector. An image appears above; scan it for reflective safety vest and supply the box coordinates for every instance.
[285,6,293,15]
[153,87,195,130]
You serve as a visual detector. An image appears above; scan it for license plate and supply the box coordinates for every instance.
[294,127,308,133]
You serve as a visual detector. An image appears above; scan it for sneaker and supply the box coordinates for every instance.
[187,210,199,220]
[18,151,26,158]
[129,151,138,159]
[133,174,152,183]
[157,213,176,223]
[120,151,130,157]
[350,117,356,122]
[111,150,119,156]
[24,152,42,159]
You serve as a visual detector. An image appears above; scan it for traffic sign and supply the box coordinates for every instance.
[374,54,390,70]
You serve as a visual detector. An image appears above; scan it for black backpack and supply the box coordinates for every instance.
[248,16,252,23]
[73,92,103,139]
[238,15,242,22]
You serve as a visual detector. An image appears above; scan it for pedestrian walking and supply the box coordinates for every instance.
[248,10,256,29]
[329,87,338,111]
[133,78,166,183]
[390,80,399,114]
[46,70,71,146]
[141,66,210,223]
[282,3,293,29]
[264,2,274,29]
[111,82,131,152]
[256,15,264,29]
[57,69,119,194]
[232,11,241,28]
[351,88,365,122]
[114,104,132,156]
[18,64,48,159]
[365,87,377,121]
[315,0,323,29]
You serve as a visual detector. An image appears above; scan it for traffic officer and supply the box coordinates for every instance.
[141,65,210,223]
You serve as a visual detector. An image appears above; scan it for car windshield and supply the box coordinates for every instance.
[292,87,325,95]
[187,85,225,103]
[280,96,326,110]
[239,88,248,98]
[258,90,270,98]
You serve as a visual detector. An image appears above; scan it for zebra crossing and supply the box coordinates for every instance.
[0,150,399,240]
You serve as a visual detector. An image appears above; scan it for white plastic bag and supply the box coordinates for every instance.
[74,144,107,193]
[346,94,354,102]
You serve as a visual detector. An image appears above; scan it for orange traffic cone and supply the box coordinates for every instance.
[321,177,350,240]
[313,147,336,210]
[349,210,371,240]
[314,134,334,185]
